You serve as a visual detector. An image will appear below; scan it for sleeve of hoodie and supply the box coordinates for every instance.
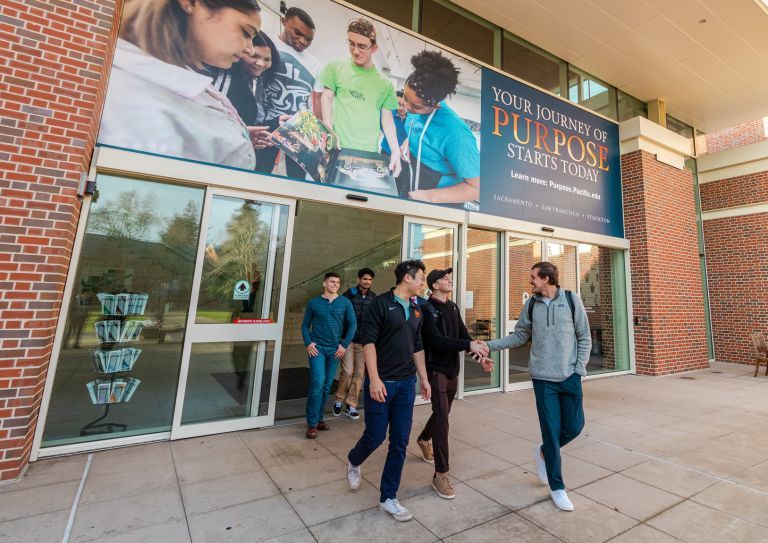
[486,300,532,352]
[573,294,592,376]
[358,297,383,347]
[421,305,471,352]
[340,297,357,348]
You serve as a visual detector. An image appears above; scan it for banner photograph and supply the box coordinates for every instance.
[97,0,623,236]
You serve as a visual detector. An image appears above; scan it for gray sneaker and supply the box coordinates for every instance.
[379,498,412,521]
[347,461,361,490]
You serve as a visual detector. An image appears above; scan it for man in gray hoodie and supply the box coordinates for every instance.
[481,261,591,512]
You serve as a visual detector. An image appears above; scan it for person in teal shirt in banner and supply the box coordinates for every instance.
[399,50,480,206]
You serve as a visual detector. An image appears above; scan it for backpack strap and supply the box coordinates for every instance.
[527,296,536,322]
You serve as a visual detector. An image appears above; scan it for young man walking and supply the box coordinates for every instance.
[317,17,402,176]
[346,260,431,522]
[301,272,356,439]
[417,268,491,500]
[334,268,377,420]
[482,262,591,511]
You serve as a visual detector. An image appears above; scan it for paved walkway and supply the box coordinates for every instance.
[3,362,768,542]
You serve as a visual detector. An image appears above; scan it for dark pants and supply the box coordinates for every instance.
[532,372,585,491]
[418,371,458,474]
[348,375,416,502]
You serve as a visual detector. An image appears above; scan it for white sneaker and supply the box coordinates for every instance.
[535,444,548,486]
[379,498,412,521]
[550,489,574,511]
[347,461,361,490]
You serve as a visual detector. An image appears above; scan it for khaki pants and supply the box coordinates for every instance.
[335,342,365,408]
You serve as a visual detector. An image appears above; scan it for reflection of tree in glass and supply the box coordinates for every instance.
[161,200,201,257]
[203,202,269,304]
[88,190,158,240]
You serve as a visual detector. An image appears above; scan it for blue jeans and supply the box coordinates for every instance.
[532,373,585,491]
[348,375,416,502]
[306,346,341,427]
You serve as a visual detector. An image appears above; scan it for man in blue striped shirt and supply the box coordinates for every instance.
[302,272,357,438]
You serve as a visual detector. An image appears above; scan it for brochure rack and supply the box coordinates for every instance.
[80,293,146,436]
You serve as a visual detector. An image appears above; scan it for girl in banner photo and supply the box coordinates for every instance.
[99,0,263,169]
[398,50,481,206]
[211,30,285,173]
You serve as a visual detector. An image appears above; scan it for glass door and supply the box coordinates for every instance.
[171,189,294,439]
[506,235,542,388]
[403,218,458,402]
[464,228,502,392]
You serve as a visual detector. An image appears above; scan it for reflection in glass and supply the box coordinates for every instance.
[618,91,647,122]
[196,196,289,324]
[42,176,204,447]
[578,245,630,374]
[181,341,275,425]
[421,0,495,65]
[407,223,453,299]
[503,35,561,94]
[546,243,578,292]
[464,229,501,391]
[507,238,541,384]
[568,67,617,120]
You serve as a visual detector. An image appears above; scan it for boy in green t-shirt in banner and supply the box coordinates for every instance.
[317,18,402,177]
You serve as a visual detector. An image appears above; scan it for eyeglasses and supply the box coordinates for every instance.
[348,40,373,51]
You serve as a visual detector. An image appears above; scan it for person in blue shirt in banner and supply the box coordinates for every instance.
[380,90,408,156]
[397,50,480,206]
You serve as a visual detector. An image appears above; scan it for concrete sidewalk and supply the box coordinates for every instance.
[3,361,768,542]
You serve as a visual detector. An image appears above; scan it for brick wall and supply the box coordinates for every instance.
[700,169,768,367]
[704,118,768,154]
[703,213,768,365]
[621,150,709,375]
[699,172,768,211]
[0,0,121,480]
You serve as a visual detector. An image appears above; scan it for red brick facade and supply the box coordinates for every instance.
[700,169,768,367]
[704,118,767,154]
[621,150,709,375]
[0,0,121,480]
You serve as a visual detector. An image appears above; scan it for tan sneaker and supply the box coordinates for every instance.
[432,472,455,500]
[417,438,434,464]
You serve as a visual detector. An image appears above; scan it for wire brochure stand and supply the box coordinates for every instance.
[80,292,147,436]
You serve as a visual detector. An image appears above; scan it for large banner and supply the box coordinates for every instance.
[480,70,623,237]
[97,0,623,238]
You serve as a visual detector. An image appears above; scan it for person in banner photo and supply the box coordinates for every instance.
[399,50,480,206]
[211,30,285,173]
[380,90,408,156]
[317,17,402,177]
[259,7,322,176]
[98,0,264,170]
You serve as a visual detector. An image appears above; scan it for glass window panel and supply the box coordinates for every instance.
[507,237,541,384]
[546,242,577,291]
[617,91,647,122]
[407,223,454,299]
[503,36,561,94]
[666,115,695,144]
[345,0,414,29]
[181,341,275,425]
[578,245,630,374]
[464,229,501,391]
[568,68,617,119]
[421,0,495,65]
[42,176,204,447]
[196,196,289,324]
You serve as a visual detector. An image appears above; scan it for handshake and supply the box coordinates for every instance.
[468,340,494,373]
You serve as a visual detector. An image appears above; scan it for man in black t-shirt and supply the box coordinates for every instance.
[416,268,491,500]
[346,260,431,523]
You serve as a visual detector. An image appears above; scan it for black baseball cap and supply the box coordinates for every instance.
[427,268,453,290]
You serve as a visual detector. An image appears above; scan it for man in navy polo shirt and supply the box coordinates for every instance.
[346,260,431,522]
[301,272,356,439]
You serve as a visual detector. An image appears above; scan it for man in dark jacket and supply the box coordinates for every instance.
[346,260,431,522]
[334,268,377,419]
[416,268,491,500]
